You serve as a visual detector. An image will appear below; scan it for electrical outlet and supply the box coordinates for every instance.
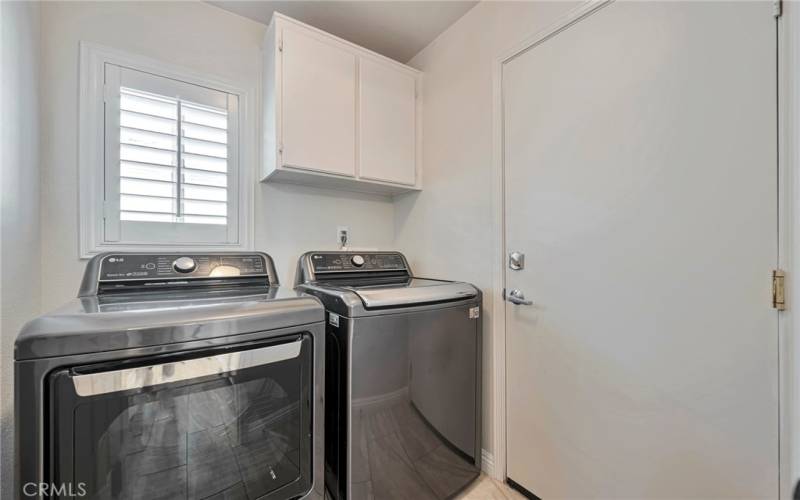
[337,226,350,249]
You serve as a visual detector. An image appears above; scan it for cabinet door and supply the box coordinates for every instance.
[281,25,356,177]
[358,58,416,185]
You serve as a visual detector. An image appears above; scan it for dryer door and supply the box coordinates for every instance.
[47,335,313,500]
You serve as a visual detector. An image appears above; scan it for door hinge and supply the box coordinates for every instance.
[774,0,782,18]
[278,37,283,52]
[773,269,786,310]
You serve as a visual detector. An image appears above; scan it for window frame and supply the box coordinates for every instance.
[105,65,239,244]
[78,42,254,258]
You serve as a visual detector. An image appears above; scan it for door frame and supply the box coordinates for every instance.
[488,1,794,497]
[782,1,799,498]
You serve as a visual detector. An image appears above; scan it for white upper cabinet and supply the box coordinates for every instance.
[359,58,417,186]
[281,25,357,177]
[262,13,422,195]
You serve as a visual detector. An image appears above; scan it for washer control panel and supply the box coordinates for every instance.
[310,252,407,273]
[99,254,268,281]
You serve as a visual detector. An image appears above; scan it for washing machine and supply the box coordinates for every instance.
[295,251,481,500]
[16,252,325,500]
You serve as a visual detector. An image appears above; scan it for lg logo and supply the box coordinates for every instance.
[23,483,87,497]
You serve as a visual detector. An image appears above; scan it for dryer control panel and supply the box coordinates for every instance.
[310,252,407,273]
[80,252,278,296]
[98,254,268,281]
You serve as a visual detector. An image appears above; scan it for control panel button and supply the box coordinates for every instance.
[173,257,197,274]
[351,255,365,267]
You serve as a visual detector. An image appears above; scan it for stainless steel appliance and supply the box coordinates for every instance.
[295,251,481,500]
[16,252,325,500]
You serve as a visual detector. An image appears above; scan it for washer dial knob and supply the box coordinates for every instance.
[351,255,365,267]
[173,256,197,273]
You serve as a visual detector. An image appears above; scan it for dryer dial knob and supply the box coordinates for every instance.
[173,257,197,273]
[351,255,365,267]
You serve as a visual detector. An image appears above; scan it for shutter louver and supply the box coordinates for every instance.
[118,87,229,226]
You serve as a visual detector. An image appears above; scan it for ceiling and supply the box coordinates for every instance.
[207,1,479,62]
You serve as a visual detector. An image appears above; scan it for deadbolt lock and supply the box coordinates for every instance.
[509,251,525,270]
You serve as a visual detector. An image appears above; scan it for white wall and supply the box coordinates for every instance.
[39,1,395,309]
[0,1,42,496]
[396,0,579,466]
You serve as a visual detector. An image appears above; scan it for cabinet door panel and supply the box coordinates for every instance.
[281,26,356,177]
[358,59,416,185]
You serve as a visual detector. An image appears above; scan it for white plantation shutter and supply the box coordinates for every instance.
[119,87,179,223]
[179,101,229,225]
[104,64,239,245]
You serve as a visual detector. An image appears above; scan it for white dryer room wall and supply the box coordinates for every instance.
[0,2,42,497]
[39,1,396,310]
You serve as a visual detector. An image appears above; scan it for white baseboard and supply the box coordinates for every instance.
[481,449,496,478]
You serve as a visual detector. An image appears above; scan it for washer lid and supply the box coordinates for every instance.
[342,278,478,309]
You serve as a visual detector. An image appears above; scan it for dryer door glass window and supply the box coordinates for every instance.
[48,335,313,500]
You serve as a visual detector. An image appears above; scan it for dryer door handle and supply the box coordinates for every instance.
[71,340,302,397]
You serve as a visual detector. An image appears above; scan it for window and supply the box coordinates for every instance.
[104,65,240,244]
[118,87,229,226]
[79,43,253,256]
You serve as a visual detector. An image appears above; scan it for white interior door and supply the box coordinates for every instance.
[503,2,778,498]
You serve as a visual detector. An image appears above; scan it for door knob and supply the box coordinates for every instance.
[506,289,533,306]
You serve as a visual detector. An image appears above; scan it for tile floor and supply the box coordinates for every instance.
[456,474,527,500]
